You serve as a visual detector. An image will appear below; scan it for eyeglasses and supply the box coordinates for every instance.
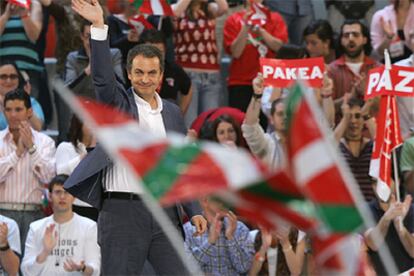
[52,190,70,196]
[0,74,19,81]
[350,113,362,119]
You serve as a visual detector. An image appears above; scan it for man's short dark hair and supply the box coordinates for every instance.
[270,98,284,116]
[126,44,164,73]
[4,88,31,109]
[339,19,372,56]
[78,19,91,35]
[347,97,364,109]
[48,174,69,193]
[138,29,167,48]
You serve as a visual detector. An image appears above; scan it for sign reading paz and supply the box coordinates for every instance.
[365,65,414,100]
[260,57,324,88]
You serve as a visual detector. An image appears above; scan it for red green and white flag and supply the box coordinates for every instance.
[285,83,364,233]
[128,15,154,35]
[131,0,173,16]
[369,96,403,201]
[285,82,398,274]
[9,0,30,9]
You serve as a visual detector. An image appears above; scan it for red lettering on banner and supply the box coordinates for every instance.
[260,57,325,88]
[365,65,414,99]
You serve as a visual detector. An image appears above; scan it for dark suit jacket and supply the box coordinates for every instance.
[64,35,202,222]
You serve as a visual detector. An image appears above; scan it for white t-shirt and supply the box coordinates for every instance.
[0,215,20,276]
[21,213,100,276]
[345,62,363,76]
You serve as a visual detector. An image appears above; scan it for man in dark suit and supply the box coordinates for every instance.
[66,0,207,274]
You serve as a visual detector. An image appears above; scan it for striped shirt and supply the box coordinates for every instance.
[339,140,375,201]
[0,128,56,204]
[0,16,43,72]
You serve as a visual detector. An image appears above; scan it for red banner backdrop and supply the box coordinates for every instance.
[260,57,325,88]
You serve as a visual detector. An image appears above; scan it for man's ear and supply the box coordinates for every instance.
[27,107,33,119]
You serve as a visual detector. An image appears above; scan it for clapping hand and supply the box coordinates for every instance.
[42,224,57,254]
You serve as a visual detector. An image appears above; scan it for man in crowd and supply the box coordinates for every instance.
[22,175,100,276]
[184,197,254,275]
[242,73,286,171]
[62,18,125,141]
[138,29,193,115]
[334,97,376,201]
[328,20,379,109]
[0,89,56,245]
[0,214,20,275]
[66,0,207,274]
[364,184,414,274]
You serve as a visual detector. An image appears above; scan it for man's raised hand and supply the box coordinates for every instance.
[72,0,104,28]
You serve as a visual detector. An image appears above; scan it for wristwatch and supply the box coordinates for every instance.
[252,93,262,99]
[0,243,10,251]
[28,144,37,155]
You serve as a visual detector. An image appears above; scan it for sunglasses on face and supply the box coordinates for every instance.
[0,74,19,81]
[350,113,362,119]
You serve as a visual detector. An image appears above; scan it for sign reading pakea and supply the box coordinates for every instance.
[365,65,414,100]
[260,57,324,88]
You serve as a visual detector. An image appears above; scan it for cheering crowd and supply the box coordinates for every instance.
[0,0,414,275]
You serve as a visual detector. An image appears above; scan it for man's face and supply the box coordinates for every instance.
[0,65,19,96]
[270,102,286,133]
[50,184,74,213]
[341,24,367,59]
[81,25,91,56]
[127,55,163,98]
[345,106,364,140]
[305,34,330,58]
[4,100,32,130]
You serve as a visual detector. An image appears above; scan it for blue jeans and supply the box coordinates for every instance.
[184,71,222,127]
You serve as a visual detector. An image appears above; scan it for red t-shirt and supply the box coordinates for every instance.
[223,11,288,86]
[174,16,220,71]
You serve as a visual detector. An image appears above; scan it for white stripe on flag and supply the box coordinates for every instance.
[99,121,167,151]
[203,143,263,190]
[293,139,334,186]
[151,0,164,15]
[369,158,379,179]
[376,179,391,202]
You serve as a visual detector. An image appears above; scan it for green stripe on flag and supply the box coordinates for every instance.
[244,181,303,203]
[142,144,202,199]
[285,84,303,131]
[317,204,363,233]
[133,0,144,9]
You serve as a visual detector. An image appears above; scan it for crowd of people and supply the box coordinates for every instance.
[0,0,414,275]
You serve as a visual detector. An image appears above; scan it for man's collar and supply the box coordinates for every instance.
[334,55,375,66]
[133,89,163,113]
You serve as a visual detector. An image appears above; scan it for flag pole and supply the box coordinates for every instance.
[158,16,163,30]
[299,82,399,275]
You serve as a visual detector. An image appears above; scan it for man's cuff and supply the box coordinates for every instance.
[91,24,109,41]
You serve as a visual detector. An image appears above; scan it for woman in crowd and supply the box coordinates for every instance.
[303,19,337,64]
[223,0,288,117]
[0,0,44,101]
[371,0,414,63]
[55,115,98,220]
[0,60,44,131]
[249,227,306,276]
[172,0,228,127]
[199,114,244,148]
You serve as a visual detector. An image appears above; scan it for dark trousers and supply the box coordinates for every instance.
[98,198,189,275]
[228,85,268,129]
